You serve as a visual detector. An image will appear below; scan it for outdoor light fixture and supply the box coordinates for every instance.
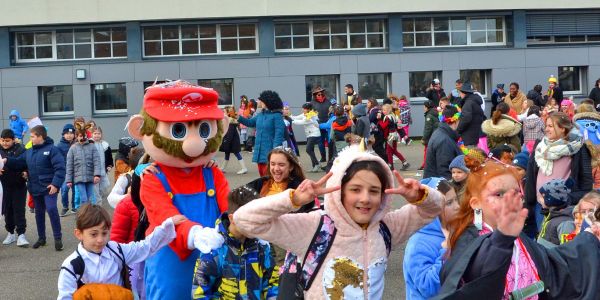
[76,69,86,80]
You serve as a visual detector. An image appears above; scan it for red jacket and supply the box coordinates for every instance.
[110,195,139,243]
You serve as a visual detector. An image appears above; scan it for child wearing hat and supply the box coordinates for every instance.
[57,124,75,215]
[448,155,468,191]
[512,150,529,180]
[537,178,576,248]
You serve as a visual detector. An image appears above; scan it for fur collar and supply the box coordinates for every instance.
[481,115,522,137]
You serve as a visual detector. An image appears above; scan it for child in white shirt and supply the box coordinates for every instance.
[57,203,186,300]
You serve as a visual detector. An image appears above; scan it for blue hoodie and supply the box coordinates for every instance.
[9,110,29,139]
[403,217,446,300]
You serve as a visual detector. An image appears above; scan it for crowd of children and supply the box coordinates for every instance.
[2,74,600,300]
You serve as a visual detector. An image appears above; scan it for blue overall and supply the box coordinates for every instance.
[144,167,221,300]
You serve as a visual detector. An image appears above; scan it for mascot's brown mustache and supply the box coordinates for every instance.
[151,120,224,162]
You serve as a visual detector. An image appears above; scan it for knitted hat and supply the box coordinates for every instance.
[62,124,75,135]
[496,83,505,89]
[449,155,468,173]
[539,178,574,207]
[512,151,529,170]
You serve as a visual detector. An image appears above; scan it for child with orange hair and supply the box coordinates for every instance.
[437,153,600,299]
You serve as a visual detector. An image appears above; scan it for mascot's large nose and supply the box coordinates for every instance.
[182,133,205,158]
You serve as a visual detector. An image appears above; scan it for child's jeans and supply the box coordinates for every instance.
[60,180,73,210]
[93,175,111,206]
[240,128,247,143]
[74,182,95,209]
[32,193,62,240]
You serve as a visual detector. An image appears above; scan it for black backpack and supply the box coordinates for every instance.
[61,243,132,290]
[277,212,391,299]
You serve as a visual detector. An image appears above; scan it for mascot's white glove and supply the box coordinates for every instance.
[189,225,224,254]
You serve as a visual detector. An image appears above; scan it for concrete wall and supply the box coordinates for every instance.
[2,1,600,27]
[2,45,600,145]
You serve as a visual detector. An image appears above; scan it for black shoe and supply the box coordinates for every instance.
[32,239,46,249]
[417,166,424,171]
[55,239,64,251]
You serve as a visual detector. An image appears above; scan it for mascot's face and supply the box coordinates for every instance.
[128,113,228,168]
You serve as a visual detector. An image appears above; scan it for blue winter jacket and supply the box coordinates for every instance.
[9,110,29,140]
[6,137,65,196]
[318,113,336,142]
[403,217,446,300]
[238,110,285,164]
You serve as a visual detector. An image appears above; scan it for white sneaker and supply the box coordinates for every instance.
[236,168,248,175]
[16,234,29,247]
[3,233,16,245]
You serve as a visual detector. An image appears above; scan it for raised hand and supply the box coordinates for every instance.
[292,172,340,206]
[385,170,424,204]
[495,189,528,237]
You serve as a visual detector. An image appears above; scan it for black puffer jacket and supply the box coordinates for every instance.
[456,93,486,146]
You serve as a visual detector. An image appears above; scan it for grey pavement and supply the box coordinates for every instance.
[0,142,426,299]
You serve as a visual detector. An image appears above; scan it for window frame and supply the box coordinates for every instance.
[558,66,584,95]
[527,35,600,45]
[408,71,444,99]
[304,74,340,103]
[142,24,259,57]
[459,69,491,97]
[357,73,391,101]
[402,16,506,48]
[15,28,127,63]
[274,19,386,52]
[197,78,234,107]
[39,85,75,117]
[92,82,128,114]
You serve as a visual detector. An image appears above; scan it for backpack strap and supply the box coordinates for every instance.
[106,243,132,290]
[379,221,392,256]
[63,248,85,288]
[300,212,337,290]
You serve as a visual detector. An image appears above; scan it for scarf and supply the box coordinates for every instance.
[479,225,539,300]
[534,137,583,176]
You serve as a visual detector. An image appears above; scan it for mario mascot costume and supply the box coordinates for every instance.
[127,80,229,299]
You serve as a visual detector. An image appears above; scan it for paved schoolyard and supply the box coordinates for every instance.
[0,143,426,299]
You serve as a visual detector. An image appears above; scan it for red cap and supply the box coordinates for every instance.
[143,81,224,122]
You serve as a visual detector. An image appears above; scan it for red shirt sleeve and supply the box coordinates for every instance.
[211,167,229,213]
[141,173,199,260]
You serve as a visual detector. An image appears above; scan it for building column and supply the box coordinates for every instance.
[513,10,527,49]
[258,17,275,57]
[388,14,403,53]
[126,22,142,61]
[0,27,10,68]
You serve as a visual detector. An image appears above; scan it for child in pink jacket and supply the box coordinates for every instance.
[234,145,442,299]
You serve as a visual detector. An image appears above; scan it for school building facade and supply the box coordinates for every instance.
[0,1,599,143]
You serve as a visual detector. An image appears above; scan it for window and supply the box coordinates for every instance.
[275,19,385,52]
[527,35,600,45]
[305,75,339,103]
[143,24,257,57]
[93,83,127,114]
[558,66,584,95]
[403,17,505,48]
[40,85,73,116]
[143,80,167,91]
[198,79,234,106]
[15,28,126,62]
[460,69,490,96]
[358,73,389,100]
[409,71,443,98]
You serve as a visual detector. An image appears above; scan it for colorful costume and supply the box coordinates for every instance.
[128,81,230,300]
